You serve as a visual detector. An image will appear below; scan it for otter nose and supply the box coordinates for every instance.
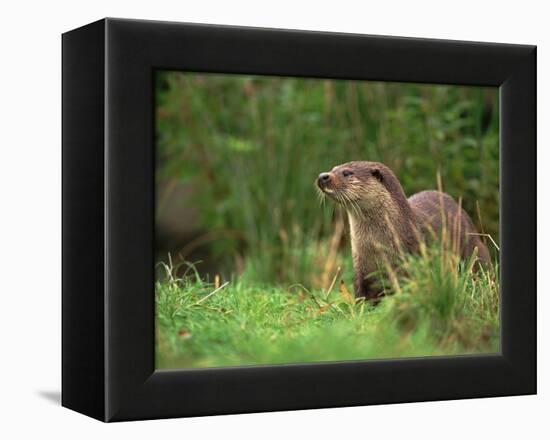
[318,173,331,186]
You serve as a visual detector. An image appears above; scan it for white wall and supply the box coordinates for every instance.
[1,1,546,437]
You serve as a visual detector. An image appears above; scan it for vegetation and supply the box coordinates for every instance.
[156,72,498,283]
[156,243,499,369]
[155,72,499,369]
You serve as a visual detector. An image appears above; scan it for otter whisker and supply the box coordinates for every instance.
[339,192,354,211]
[315,185,327,207]
[316,189,324,206]
[341,193,356,216]
[341,192,363,220]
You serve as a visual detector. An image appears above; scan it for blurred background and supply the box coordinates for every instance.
[155,71,499,287]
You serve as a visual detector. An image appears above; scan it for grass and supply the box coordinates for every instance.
[156,243,500,369]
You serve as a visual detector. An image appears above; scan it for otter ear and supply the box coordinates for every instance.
[371,168,384,182]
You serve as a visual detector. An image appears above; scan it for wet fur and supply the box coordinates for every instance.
[317,161,490,300]
[409,190,491,264]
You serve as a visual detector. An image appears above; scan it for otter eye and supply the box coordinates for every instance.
[342,170,354,177]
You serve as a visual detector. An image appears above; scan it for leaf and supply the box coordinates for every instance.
[314,304,331,316]
[178,329,192,339]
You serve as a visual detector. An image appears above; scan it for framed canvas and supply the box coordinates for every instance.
[62,18,536,422]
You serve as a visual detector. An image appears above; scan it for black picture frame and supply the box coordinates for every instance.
[62,18,536,422]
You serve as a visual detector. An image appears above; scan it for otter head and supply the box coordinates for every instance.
[316,161,399,214]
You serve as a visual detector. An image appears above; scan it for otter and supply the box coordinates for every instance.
[317,161,491,300]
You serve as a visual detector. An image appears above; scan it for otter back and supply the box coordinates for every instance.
[408,190,491,265]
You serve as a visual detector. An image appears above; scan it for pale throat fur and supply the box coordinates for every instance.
[346,182,415,277]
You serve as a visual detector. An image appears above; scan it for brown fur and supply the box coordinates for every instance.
[317,161,491,300]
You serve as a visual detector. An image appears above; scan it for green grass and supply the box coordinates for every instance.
[156,244,500,369]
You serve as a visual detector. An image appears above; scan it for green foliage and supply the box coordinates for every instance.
[155,73,500,367]
[156,245,499,369]
[156,72,499,284]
